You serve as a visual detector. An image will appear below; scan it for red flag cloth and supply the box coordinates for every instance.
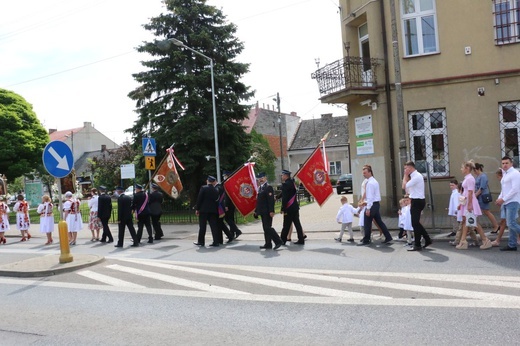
[223,163,258,216]
[151,148,183,199]
[295,146,333,207]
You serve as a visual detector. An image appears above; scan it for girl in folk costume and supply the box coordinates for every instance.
[13,194,31,241]
[37,195,54,245]
[87,188,101,241]
[0,196,10,244]
[63,191,83,245]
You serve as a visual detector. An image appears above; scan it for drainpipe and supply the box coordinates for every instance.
[380,0,398,211]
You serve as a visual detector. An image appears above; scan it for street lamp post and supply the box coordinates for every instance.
[158,38,221,182]
[275,92,284,171]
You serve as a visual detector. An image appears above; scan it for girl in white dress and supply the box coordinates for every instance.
[87,188,101,241]
[37,195,54,245]
[63,191,83,245]
[13,194,31,241]
[0,196,10,244]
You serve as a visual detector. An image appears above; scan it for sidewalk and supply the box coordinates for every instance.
[0,194,508,277]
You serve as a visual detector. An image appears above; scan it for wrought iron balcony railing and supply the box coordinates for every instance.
[311,56,383,98]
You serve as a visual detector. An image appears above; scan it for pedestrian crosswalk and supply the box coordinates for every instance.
[2,258,520,309]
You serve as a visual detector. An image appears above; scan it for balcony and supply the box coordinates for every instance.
[311,56,383,103]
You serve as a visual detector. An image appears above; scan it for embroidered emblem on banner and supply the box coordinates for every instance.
[314,169,326,186]
[240,183,254,198]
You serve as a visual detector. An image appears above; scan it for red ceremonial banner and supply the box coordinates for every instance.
[295,146,333,207]
[223,163,258,216]
[151,148,183,199]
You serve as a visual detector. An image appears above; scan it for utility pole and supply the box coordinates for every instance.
[275,92,284,171]
[389,0,409,168]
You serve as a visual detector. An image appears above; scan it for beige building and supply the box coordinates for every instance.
[312,0,520,215]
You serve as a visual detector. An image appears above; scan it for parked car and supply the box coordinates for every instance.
[336,174,353,194]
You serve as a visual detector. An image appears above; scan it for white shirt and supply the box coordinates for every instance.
[448,189,460,216]
[336,203,357,223]
[88,195,99,212]
[365,176,381,209]
[498,167,520,204]
[405,170,425,199]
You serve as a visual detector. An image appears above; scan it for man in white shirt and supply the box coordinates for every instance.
[402,161,432,251]
[496,156,520,251]
[357,165,393,245]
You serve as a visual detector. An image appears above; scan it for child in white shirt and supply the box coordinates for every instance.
[335,196,358,243]
[402,196,414,247]
[447,179,460,237]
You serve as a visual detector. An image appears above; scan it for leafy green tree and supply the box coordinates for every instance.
[250,129,276,181]
[127,0,253,203]
[0,89,49,180]
[88,142,138,190]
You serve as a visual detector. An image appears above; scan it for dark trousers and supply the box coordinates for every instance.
[198,212,219,245]
[362,202,392,243]
[136,214,153,242]
[281,210,304,242]
[117,219,137,246]
[224,210,241,237]
[411,198,430,247]
[217,217,233,243]
[151,214,163,238]
[100,217,113,242]
[260,214,281,247]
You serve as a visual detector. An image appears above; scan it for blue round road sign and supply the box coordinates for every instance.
[42,141,74,178]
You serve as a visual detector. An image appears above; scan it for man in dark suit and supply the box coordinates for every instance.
[115,186,138,247]
[97,186,113,243]
[280,170,305,245]
[255,172,283,250]
[213,178,234,244]
[194,176,219,247]
[149,183,164,240]
[223,171,243,240]
[132,184,153,244]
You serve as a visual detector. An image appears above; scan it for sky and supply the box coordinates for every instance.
[0,0,344,145]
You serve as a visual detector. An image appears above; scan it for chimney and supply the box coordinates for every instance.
[290,112,297,116]
[321,113,333,119]
[48,129,57,134]
[84,122,92,128]
[101,144,107,152]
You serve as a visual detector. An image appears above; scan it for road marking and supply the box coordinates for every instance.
[116,258,389,300]
[106,264,249,295]
[1,277,520,309]
[77,270,145,288]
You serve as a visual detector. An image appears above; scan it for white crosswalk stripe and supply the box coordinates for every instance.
[77,270,145,288]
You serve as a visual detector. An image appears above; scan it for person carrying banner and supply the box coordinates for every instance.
[280,169,305,245]
[149,183,164,240]
[132,184,153,244]
[255,172,283,250]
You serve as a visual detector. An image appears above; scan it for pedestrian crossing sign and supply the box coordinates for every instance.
[142,138,156,156]
[145,157,156,170]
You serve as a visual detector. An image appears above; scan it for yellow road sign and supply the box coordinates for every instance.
[145,157,155,170]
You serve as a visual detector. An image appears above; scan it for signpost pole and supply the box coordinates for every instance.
[57,179,73,263]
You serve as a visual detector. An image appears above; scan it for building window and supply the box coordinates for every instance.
[329,161,342,175]
[493,0,520,45]
[401,0,439,56]
[408,109,449,176]
[499,101,520,167]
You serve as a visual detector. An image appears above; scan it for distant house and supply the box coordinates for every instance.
[48,122,119,192]
[288,114,350,180]
[243,103,300,174]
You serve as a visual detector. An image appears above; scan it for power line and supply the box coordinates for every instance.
[4,51,134,87]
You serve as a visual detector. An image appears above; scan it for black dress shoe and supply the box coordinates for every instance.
[131,243,139,247]
[382,238,393,244]
[114,244,123,248]
[209,243,220,247]
[235,231,242,239]
[99,239,106,243]
[407,246,422,251]
[357,241,370,246]
[259,245,272,249]
[304,235,307,239]
[293,241,305,245]
[154,236,162,240]
[500,246,517,251]
[273,242,283,250]
[423,239,433,248]
[147,239,153,244]
[107,240,113,243]
[193,242,204,246]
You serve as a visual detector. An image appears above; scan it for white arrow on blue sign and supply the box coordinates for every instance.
[42,140,74,178]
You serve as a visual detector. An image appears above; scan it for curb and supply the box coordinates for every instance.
[0,254,105,278]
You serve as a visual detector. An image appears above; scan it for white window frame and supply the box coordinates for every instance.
[499,101,520,167]
[401,0,439,57]
[493,0,520,45]
[408,108,449,177]
[329,161,342,175]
